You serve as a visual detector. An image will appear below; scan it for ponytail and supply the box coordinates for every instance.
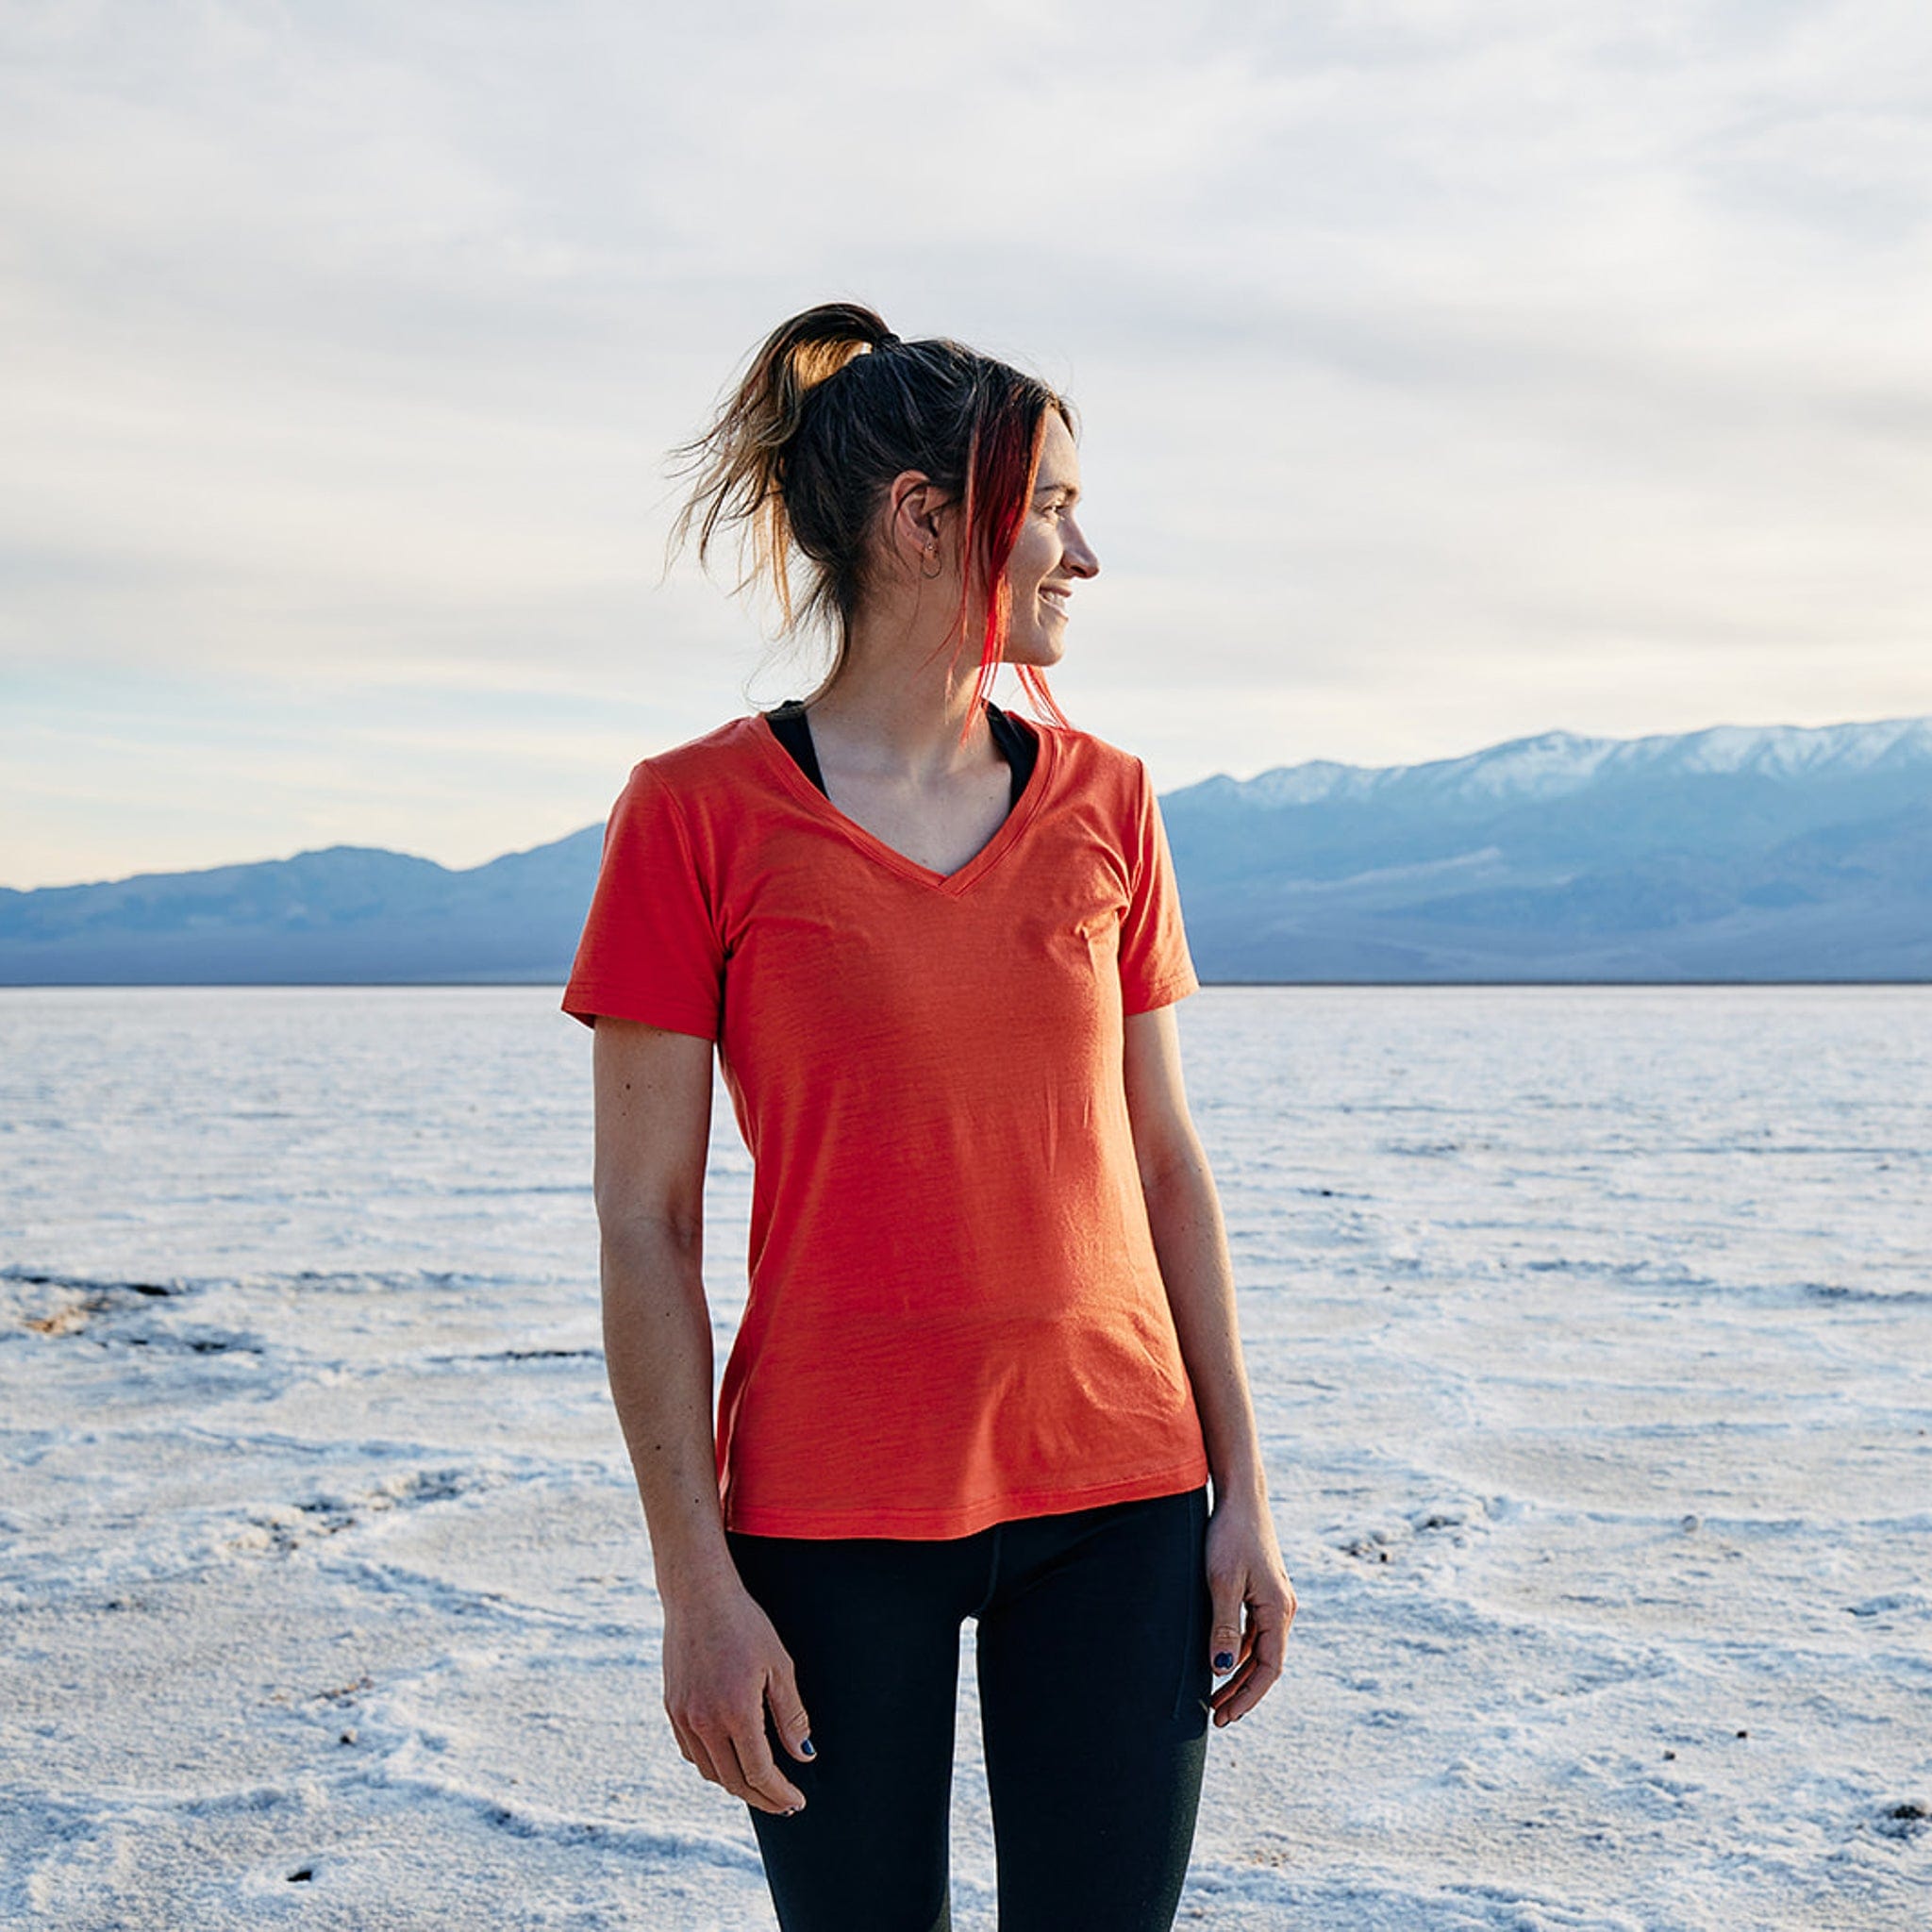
[667,301,1074,733]
[667,302,891,635]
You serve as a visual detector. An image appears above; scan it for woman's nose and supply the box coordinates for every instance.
[1063,515,1100,579]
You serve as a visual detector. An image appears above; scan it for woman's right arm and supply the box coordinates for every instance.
[591,1015,817,1816]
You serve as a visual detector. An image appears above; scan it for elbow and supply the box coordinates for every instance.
[1136,1138,1208,1205]
[595,1191,704,1268]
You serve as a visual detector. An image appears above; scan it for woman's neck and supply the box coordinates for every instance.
[801,609,998,786]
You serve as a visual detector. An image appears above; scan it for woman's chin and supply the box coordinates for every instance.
[1003,630,1065,668]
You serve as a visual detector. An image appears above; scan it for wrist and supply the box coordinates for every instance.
[1208,1462,1269,1513]
[646,1517,740,1606]
[656,1549,745,1612]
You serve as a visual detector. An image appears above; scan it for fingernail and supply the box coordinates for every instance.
[1214,1651,1235,1674]
[800,1737,815,1758]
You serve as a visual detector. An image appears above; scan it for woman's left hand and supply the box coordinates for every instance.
[1204,1490,1296,1725]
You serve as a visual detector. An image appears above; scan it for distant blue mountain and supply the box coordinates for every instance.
[1159,716,1932,981]
[0,828,606,985]
[2,717,1926,985]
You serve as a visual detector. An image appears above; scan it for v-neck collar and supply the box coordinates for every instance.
[748,706,1058,897]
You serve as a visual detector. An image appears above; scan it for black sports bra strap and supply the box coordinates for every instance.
[765,700,1037,810]
[986,703,1039,806]
[764,699,826,795]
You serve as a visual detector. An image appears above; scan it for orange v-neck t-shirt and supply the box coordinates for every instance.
[563,708,1209,1538]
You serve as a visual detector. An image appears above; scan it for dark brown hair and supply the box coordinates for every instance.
[667,301,1075,726]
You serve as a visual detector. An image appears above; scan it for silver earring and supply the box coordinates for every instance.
[920,545,942,581]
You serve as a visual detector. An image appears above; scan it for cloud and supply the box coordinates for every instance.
[2,0,1929,883]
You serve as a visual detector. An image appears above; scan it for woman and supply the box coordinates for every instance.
[563,302,1295,1930]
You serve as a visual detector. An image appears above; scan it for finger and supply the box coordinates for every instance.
[678,1718,727,1790]
[1214,1606,1290,1724]
[1208,1653,1260,1720]
[1210,1647,1273,1724]
[729,1719,807,1816]
[1208,1571,1246,1678]
[691,1722,771,1811]
[1217,1670,1274,1724]
[766,1657,817,1765]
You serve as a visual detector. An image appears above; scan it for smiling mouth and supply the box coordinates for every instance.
[1040,586,1072,612]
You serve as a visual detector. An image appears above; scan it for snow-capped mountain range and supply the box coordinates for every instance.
[1180,717,1932,811]
[3,716,1927,984]
[1159,715,1932,981]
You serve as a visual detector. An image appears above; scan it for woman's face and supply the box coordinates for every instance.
[1000,411,1098,665]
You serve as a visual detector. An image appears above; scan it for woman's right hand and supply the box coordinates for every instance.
[661,1574,817,1816]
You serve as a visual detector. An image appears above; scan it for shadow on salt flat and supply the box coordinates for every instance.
[9,1777,779,1932]
[1175,1860,1653,1930]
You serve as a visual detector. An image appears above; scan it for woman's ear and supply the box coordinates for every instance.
[884,471,954,579]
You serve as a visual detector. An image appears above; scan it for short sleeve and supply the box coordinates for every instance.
[560,761,724,1039]
[1117,758,1200,1015]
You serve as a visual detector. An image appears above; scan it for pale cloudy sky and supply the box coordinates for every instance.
[3,0,1929,888]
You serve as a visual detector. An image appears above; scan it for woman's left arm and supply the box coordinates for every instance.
[1124,1003,1298,1725]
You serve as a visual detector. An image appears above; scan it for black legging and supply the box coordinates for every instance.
[724,1484,1212,1931]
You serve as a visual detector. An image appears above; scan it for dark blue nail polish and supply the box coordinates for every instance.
[1214,1651,1235,1674]
[800,1737,815,1758]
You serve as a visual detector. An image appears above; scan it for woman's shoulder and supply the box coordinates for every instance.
[614,711,771,805]
[1031,717,1153,799]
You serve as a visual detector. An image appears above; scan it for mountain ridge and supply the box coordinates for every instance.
[1173,715,1932,813]
[4,715,1927,985]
